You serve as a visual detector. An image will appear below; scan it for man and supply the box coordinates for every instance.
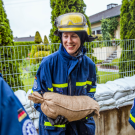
[0,73,38,135]
[33,12,97,135]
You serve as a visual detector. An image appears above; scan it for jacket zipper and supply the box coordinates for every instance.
[68,74,72,95]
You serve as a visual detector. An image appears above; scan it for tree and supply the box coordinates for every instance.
[34,31,42,44]
[0,0,24,91]
[49,0,91,43]
[44,35,49,44]
[108,17,119,38]
[119,0,135,77]
[120,0,130,39]
[101,18,110,40]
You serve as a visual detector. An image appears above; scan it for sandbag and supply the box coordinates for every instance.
[14,90,27,105]
[28,92,100,122]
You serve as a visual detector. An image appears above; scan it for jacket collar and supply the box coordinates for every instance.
[58,43,86,62]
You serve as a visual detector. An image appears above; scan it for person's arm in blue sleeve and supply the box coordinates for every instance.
[32,66,48,113]
[0,74,38,135]
[129,98,135,129]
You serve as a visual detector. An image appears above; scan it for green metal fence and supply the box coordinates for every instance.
[0,39,135,91]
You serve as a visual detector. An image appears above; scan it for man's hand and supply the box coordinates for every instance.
[47,115,69,126]
[81,111,95,121]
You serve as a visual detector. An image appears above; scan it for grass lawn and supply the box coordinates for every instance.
[22,71,120,91]
[98,71,119,84]
[22,77,35,92]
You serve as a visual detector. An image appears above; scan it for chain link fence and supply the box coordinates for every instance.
[0,39,135,91]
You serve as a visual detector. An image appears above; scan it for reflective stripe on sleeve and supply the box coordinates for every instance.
[48,88,53,92]
[76,81,92,86]
[86,81,92,85]
[89,88,96,92]
[130,113,135,123]
[44,122,65,128]
[31,90,33,93]
[52,83,68,88]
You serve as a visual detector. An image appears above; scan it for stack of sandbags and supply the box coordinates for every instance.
[95,84,116,111]
[95,75,135,112]
[15,89,39,129]
[107,77,135,108]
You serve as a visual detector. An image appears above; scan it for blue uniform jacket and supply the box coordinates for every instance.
[129,98,135,129]
[0,73,38,135]
[32,44,97,135]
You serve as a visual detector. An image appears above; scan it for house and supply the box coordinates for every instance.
[13,35,35,42]
[89,3,121,39]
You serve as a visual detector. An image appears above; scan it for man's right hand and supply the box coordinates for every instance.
[47,115,69,126]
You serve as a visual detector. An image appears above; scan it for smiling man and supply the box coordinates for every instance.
[32,12,97,135]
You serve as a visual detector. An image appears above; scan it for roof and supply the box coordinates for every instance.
[89,5,121,24]
[13,36,35,42]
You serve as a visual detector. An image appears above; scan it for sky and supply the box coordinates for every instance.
[3,0,122,41]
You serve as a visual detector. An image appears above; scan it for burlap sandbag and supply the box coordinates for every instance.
[28,92,100,122]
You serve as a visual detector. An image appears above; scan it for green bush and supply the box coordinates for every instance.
[29,63,40,76]
[50,43,60,53]
[44,35,49,44]
[32,51,50,64]
[30,45,37,64]
[14,41,35,45]
[14,41,36,62]
[37,44,51,51]
[34,31,42,44]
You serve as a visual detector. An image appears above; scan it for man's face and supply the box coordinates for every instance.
[62,32,81,56]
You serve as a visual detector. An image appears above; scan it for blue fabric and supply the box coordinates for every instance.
[0,74,38,135]
[32,43,97,135]
[129,98,135,129]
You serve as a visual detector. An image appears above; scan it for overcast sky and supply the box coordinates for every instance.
[3,0,122,40]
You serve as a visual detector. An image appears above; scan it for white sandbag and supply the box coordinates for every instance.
[26,89,32,101]
[98,98,115,107]
[110,78,131,91]
[29,111,40,119]
[115,96,127,105]
[104,83,119,93]
[124,77,135,90]
[33,118,39,129]
[127,93,135,101]
[14,90,27,105]
[96,95,113,102]
[95,84,115,98]
[113,91,134,100]
[116,93,135,106]
[117,100,134,108]
[24,100,34,109]
[106,81,125,92]
[25,106,35,115]
[100,104,116,112]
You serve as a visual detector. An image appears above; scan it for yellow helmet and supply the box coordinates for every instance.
[54,12,90,35]
[54,12,97,42]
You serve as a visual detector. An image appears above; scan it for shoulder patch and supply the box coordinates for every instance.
[18,108,27,122]
[22,119,38,135]
[33,79,37,89]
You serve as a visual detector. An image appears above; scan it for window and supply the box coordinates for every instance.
[97,30,102,34]
[92,31,95,35]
